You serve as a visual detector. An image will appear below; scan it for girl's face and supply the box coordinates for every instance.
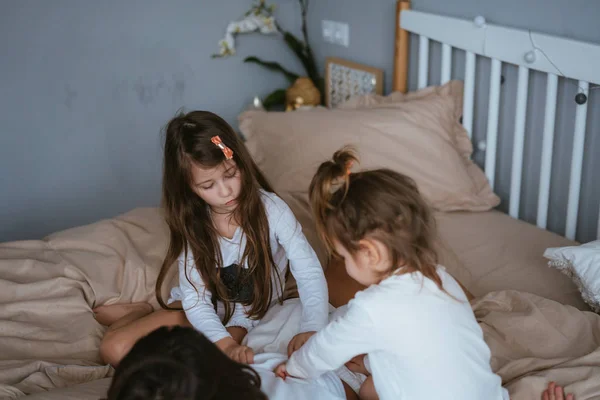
[190,160,242,213]
[333,240,387,286]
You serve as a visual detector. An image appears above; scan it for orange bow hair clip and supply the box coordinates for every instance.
[211,136,234,160]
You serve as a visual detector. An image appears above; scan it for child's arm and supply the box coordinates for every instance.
[284,301,378,379]
[179,257,229,342]
[178,257,255,343]
[273,199,329,333]
[179,258,255,363]
[226,326,248,344]
[225,302,258,342]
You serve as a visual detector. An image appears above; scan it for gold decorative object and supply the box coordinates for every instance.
[285,77,321,111]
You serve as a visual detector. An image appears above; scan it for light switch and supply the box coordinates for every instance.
[322,20,350,47]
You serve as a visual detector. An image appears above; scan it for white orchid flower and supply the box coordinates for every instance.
[215,14,278,58]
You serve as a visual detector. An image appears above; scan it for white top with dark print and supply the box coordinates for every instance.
[171,190,329,343]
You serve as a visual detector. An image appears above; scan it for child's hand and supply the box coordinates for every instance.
[274,362,289,380]
[542,381,574,400]
[218,337,255,364]
[287,331,316,356]
[345,354,369,375]
[226,343,255,364]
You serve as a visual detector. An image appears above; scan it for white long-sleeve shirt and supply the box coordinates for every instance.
[286,266,510,400]
[174,190,329,343]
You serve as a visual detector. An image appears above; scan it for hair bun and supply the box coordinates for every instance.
[332,146,358,178]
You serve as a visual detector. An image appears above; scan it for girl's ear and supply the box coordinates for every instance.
[358,238,391,273]
[357,239,379,267]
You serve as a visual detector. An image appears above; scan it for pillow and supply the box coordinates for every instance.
[240,80,499,212]
[544,240,600,312]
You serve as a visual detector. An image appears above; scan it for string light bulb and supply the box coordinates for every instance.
[474,15,486,28]
[524,50,536,64]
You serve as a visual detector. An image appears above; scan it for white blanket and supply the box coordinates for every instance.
[249,353,346,400]
[244,298,364,398]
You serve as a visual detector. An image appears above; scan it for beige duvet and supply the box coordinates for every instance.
[1,207,599,399]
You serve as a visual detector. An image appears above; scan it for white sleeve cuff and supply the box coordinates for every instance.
[286,356,311,379]
[225,316,258,331]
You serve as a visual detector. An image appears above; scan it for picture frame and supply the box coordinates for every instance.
[325,57,384,108]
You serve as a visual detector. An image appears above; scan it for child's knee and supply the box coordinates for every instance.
[358,376,378,400]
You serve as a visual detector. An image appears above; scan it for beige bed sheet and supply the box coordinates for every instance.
[11,292,600,400]
[0,205,597,399]
[0,208,170,399]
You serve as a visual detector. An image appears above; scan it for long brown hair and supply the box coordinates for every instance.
[308,146,443,290]
[156,110,282,324]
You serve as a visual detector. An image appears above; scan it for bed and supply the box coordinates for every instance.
[1,1,599,399]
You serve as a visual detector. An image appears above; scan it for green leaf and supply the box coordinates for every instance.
[244,56,299,84]
[262,89,287,109]
[282,32,320,93]
[282,33,310,72]
[283,32,307,60]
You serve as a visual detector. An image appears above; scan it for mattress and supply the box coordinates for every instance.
[326,209,588,311]
[0,205,589,399]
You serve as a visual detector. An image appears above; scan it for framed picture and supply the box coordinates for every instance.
[325,57,384,108]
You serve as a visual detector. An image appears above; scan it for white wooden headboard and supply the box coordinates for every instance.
[395,7,600,241]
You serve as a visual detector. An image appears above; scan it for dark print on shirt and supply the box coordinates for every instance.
[215,263,255,305]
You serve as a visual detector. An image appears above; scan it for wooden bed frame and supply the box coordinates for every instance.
[392,1,600,242]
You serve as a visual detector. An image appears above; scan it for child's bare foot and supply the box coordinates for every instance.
[93,302,153,326]
[542,381,574,400]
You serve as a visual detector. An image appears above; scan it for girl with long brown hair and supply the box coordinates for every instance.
[94,111,328,366]
[275,147,508,400]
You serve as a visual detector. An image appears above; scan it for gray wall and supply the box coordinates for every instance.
[308,0,600,243]
[1,0,599,243]
[0,0,304,242]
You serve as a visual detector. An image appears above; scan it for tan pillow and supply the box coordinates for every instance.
[240,80,499,212]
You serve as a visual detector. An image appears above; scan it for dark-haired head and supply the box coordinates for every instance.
[107,326,266,400]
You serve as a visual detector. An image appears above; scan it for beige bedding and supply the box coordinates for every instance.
[435,209,588,310]
[0,208,170,399]
[474,290,600,399]
[0,206,597,399]
[16,292,600,400]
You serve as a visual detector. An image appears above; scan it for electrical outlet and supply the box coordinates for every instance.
[321,20,350,47]
[335,22,350,47]
[322,20,335,43]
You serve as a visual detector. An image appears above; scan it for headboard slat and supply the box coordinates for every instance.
[566,81,590,240]
[418,35,430,89]
[462,51,476,139]
[441,43,452,84]
[536,73,559,230]
[509,66,531,219]
[393,0,411,93]
[484,59,503,189]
